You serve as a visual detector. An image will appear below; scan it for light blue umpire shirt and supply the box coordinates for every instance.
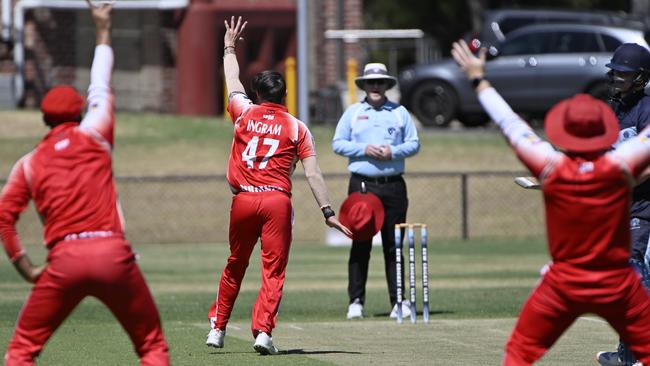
[332,98,420,177]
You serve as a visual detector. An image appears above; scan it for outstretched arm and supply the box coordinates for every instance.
[451,39,558,178]
[223,16,247,97]
[80,0,115,146]
[611,125,650,182]
[301,156,353,238]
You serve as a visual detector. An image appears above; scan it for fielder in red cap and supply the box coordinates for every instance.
[0,2,169,365]
[452,39,650,366]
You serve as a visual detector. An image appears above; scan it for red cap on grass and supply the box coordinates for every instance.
[40,85,84,123]
[545,94,618,153]
[339,192,385,241]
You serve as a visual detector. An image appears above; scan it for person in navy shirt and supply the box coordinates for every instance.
[333,62,420,320]
[597,43,650,366]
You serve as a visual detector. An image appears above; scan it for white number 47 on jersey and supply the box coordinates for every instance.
[241,136,279,169]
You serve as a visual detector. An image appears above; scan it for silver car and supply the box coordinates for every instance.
[399,23,649,127]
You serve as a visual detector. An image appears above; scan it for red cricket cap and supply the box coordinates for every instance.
[545,94,618,153]
[40,85,85,123]
[339,192,385,241]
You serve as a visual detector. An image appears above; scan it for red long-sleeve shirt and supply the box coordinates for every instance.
[0,45,123,262]
[478,88,650,274]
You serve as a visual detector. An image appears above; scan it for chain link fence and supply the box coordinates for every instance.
[2,171,546,245]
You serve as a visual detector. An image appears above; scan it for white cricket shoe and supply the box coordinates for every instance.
[596,351,624,366]
[206,328,225,348]
[253,331,279,355]
[389,302,412,319]
[346,298,363,319]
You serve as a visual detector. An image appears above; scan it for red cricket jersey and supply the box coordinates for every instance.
[0,45,120,262]
[226,93,316,195]
[477,87,650,283]
[544,155,631,270]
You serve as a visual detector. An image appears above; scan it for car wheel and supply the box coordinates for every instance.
[460,113,490,127]
[587,81,609,102]
[410,80,458,128]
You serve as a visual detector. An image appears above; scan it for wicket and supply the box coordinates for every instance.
[394,223,430,324]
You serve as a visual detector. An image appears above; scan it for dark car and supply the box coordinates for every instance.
[471,8,646,48]
[399,23,649,127]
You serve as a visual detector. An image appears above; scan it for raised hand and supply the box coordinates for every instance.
[85,0,112,45]
[224,16,247,49]
[85,0,112,30]
[451,39,487,80]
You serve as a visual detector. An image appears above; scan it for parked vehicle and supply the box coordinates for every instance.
[471,8,646,48]
[399,23,649,127]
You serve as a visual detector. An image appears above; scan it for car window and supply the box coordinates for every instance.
[550,31,601,53]
[497,17,536,35]
[500,32,553,56]
[601,34,622,52]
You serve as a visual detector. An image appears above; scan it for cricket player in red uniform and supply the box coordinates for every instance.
[205,17,352,355]
[452,39,650,365]
[0,2,169,365]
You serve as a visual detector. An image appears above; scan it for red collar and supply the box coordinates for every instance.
[260,102,288,112]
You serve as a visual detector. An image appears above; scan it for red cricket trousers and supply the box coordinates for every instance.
[208,191,292,337]
[4,237,169,366]
[503,265,650,365]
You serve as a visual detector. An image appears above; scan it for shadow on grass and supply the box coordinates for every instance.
[283,349,362,355]
[207,351,255,355]
[208,349,362,356]
[372,310,455,317]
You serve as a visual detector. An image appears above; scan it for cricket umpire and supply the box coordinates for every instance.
[332,62,420,319]
[597,42,650,366]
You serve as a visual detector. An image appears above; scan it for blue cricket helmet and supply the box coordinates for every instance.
[606,43,650,72]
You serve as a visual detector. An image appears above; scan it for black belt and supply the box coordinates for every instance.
[352,173,402,184]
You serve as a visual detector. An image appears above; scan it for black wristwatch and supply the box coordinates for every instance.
[471,76,485,89]
[321,205,336,219]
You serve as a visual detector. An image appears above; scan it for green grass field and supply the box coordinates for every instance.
[0,110,526,177]
[0,111,615,365]
[0,239,620,365]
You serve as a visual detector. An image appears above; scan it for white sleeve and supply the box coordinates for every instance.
[477,87,559,177]
[80,45,115,147]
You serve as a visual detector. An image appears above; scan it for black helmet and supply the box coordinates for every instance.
[606,43,650,72]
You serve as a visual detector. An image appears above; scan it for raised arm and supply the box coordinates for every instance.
[223,16,253,122]
[450,39,559,177]
[611,125,650,182]
[80,0,115,146]
[223,16,247,96]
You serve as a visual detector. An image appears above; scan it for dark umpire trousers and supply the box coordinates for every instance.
[347,173,408,307]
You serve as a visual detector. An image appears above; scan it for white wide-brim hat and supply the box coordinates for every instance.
[355,63,397,89]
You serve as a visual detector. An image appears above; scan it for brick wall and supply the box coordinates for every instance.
[314,0,364,89]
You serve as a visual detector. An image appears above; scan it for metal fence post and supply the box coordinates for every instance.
[461,173,468,240]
